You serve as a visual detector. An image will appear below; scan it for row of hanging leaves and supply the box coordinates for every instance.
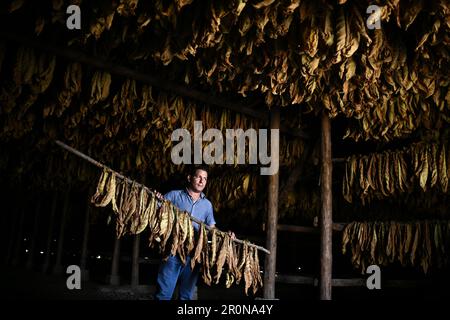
[0,43,303,220]
[80,0,450,141]
[5,0,449,141]
[342,220,450,274]
[90,167,263,295]
[343,141,449,204]
[0,45,303,171]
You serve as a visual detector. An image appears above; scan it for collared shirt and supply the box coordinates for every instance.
[164,188,216,232]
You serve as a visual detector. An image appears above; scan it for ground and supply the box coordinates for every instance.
[0,265,252,300]
[1,265,448,300]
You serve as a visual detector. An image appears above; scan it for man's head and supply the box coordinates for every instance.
[187,165,208,193]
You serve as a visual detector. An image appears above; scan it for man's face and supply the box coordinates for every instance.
[188,169,208,193]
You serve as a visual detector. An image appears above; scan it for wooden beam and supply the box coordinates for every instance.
[277,224,318,234]
[277,275,362,287]
[332,278,365,287]
[275,274,439,288]
[263,107,280,299]
[0,31,309,139]
[277,223,345,233]
[275,274,315,285]
[320,112,333,300]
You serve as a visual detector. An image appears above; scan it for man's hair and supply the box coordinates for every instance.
[187,165,209,177]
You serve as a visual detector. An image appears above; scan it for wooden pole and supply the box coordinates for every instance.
[26,197,42,269]
[53,191,70,274]
[80,190,91,281]
[130,175,150,287]
[320,112,333,300]
[12,205,26,266]
[0,206,7,263]
[263,107,280,299]
[42,192,58,272]
[131,175,144,287]
[131,234,140,287]
[277,223,345,233]
[5,207,18,265]
[109,236,121,286]
[55,140,270,255]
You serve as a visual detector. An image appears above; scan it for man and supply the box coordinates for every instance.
[154,165,215,300]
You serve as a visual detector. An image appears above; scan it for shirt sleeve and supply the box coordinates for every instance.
[164,191,176,202]
[156,190,175,209]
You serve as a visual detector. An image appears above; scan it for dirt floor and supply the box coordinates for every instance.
[0,265,256,300]
[1,263,449,301]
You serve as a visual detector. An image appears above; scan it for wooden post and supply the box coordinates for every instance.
[5,207,18,265]
[109,236,121,286]
[131,234,140,287]
[55,140,270,254]
[53,191,70,274]
[131,175,146,288]
[0,205,7,263]
[80,192,91,281]
[42,193,58,272]
[12,205,26,266]
[26,197,42,269]
[320,112,333,300]
[263,107,280,299]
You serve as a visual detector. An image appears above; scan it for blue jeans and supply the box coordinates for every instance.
[155,255,199,300]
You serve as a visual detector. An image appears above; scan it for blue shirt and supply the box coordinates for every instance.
[164,189,216,232]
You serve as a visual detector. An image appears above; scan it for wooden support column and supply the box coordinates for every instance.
[80,191,92,281]
[131,177,145,287]
[53,191,70,274]
[0,207,7,262]
[109,236,121,286]
[42,192,58,272]
[5,207,18,265]
[26,198,42,269]
[320,112,333,300]
[12,205,26,266]
[263,107,280,299]
[131,234,140,287]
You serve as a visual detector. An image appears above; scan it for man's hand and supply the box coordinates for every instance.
[228,231,236,240]
[152,190,164,200]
